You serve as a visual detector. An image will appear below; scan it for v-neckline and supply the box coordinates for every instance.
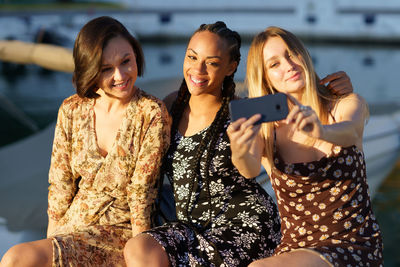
[90,98,132,159]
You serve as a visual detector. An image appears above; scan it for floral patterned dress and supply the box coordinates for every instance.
[271,145,383,266]
[144,120,281,267]
[47,89,171,267]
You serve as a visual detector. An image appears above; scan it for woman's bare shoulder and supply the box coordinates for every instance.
[332,93,369,121]
[335,93,367,111]
[337,92,366,104]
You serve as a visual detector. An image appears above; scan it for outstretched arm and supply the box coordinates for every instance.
[227,114,264,178]
[287,93,368,148]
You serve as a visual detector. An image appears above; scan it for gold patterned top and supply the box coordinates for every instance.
[47,89,171,235]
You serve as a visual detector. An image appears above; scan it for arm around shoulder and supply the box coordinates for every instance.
[321,93,368,148]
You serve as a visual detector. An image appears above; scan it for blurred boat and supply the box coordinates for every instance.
[2,0,400,43]
[122,0,400,42]
[0,40,73,73]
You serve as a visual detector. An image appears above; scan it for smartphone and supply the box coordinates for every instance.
[229,93,289,124]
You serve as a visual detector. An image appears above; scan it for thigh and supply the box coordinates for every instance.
[1,238,53,267]
[126,232,168,253]
[249,249,332,267]
[52,227,128,266]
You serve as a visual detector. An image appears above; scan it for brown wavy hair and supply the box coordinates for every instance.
[72,16,144,98]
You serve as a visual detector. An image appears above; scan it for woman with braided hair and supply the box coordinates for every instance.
[123,21,281,267]
[124,21,354,267]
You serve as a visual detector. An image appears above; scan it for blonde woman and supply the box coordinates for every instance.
[227,26,383,267]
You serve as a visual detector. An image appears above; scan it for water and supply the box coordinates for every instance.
[1,19,400,266]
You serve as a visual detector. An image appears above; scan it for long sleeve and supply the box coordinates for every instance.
[47,103,77,222]
[127,100,171,234]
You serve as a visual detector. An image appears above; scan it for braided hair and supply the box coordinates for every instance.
[168,21,241,230]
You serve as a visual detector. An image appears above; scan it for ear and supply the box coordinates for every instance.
[226,61,238,77]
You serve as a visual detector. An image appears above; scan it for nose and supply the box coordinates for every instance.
[113,67,125,81]
[193,60,207,74]
[284,58,297,72]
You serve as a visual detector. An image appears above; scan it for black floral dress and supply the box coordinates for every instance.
[144,120,281,267]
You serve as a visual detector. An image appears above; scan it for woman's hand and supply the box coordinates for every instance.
[227,114,262,158]
[227,114,263,178]
[286,95,325,139]
[320,71,353,96]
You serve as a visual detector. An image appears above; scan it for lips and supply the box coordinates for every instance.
[190,75,208,86]
[113,79,129,89]
[287,72,301,81]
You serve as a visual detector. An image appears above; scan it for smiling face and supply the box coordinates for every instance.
[263,36,305,99]
[183,31,237,97]
[97,36,138,101]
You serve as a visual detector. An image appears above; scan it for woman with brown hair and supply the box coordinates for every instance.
[228,26,383,267]
[0,16,171,267]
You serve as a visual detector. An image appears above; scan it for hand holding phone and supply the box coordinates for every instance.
[229,93,289,124]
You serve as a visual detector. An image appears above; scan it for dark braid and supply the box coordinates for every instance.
[168,21,241,228]
[200,76,236,229]
[152,78,190,226]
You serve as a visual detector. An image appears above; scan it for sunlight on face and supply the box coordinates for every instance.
[183,31,237,97]
[263,36,305,98]
[97,36,138,101]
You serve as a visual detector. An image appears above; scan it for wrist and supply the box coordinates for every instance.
[320,124,328,141]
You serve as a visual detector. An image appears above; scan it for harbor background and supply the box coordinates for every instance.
[0,0,400,266]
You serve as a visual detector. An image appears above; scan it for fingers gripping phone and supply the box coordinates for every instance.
[229,93,289,124]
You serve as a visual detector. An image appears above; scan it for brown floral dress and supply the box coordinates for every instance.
[47,89,171,267]
[271,144,383,266]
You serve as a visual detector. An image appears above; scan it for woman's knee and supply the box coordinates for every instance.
[1,240,52,267]
[124,234,168,266]
[248,259,266,267]
[1,244,20,266]
[124,234,158,257]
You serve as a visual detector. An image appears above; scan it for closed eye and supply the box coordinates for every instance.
[269,62,279,68]
[122,58,130,65]
[101,67,112,73]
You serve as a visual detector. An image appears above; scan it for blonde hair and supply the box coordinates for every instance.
[246,26,335,168]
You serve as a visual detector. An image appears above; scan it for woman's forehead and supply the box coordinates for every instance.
[187,31,229,58]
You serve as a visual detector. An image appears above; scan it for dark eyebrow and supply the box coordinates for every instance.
[187,48,221,60]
